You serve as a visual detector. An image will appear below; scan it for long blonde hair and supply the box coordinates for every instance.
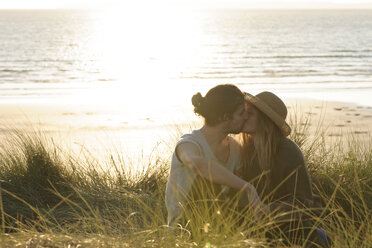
[241,106,284,189]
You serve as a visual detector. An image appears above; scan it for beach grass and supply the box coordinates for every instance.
[0,110,372,247]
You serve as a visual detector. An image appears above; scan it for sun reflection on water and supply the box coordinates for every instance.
[84,6,206,103]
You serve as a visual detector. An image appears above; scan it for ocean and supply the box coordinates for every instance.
[1,9,372,106]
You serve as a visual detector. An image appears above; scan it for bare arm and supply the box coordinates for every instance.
[176,142,266,210]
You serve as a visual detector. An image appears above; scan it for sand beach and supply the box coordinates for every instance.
[0,98,371,163]
[285,98,372,145]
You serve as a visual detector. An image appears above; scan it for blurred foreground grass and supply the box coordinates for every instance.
[0,110,371,247]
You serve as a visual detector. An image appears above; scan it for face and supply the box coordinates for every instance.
[241,103,258,134]
[225,103,248,134]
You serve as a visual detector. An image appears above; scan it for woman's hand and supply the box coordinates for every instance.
[244,183,269,218]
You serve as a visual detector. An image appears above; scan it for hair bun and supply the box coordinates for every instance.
[192,92,203,107]
[192,92,205,115]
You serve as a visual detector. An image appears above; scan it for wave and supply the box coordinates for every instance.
[0,59,75,63]
[98,78,116,82]
[197,64,369,70]
[181,71,372,79]
[213,49,372,56]
[236,80,372,85]
[31,79,63,83]
[239,55,372,59]
[330,49,372,53]
[0,69,32,73]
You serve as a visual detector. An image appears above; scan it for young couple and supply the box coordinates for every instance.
[165,84,328,246]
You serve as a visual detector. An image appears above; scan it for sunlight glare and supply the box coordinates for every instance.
[87,5,204,109]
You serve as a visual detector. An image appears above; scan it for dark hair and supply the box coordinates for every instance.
[191,84,244,126]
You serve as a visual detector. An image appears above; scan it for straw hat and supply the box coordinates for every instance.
[244,91,291,136]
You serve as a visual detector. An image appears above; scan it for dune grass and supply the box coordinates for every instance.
[0,111,371,247]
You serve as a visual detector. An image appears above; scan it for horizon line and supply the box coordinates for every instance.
[1,6,372,10]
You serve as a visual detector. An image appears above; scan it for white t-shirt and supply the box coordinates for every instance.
[165,129,242,226]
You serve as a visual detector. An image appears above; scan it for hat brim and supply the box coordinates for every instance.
[244,93,291,136]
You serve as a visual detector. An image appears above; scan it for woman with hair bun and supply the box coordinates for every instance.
[165,84,267,226]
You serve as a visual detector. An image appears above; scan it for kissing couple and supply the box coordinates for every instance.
[165,84,330,247]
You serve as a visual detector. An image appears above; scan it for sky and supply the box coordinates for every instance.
[1,0,372,9]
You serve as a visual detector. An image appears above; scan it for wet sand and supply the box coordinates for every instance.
[286,99,372,146]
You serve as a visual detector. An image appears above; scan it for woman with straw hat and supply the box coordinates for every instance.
[240,91,330,247]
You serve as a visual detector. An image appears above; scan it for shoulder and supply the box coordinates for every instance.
[277,138,302,156]
[276,137,305,169]
[176,130,202,149]
[174,130,203,161]
[176,141,200,156]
